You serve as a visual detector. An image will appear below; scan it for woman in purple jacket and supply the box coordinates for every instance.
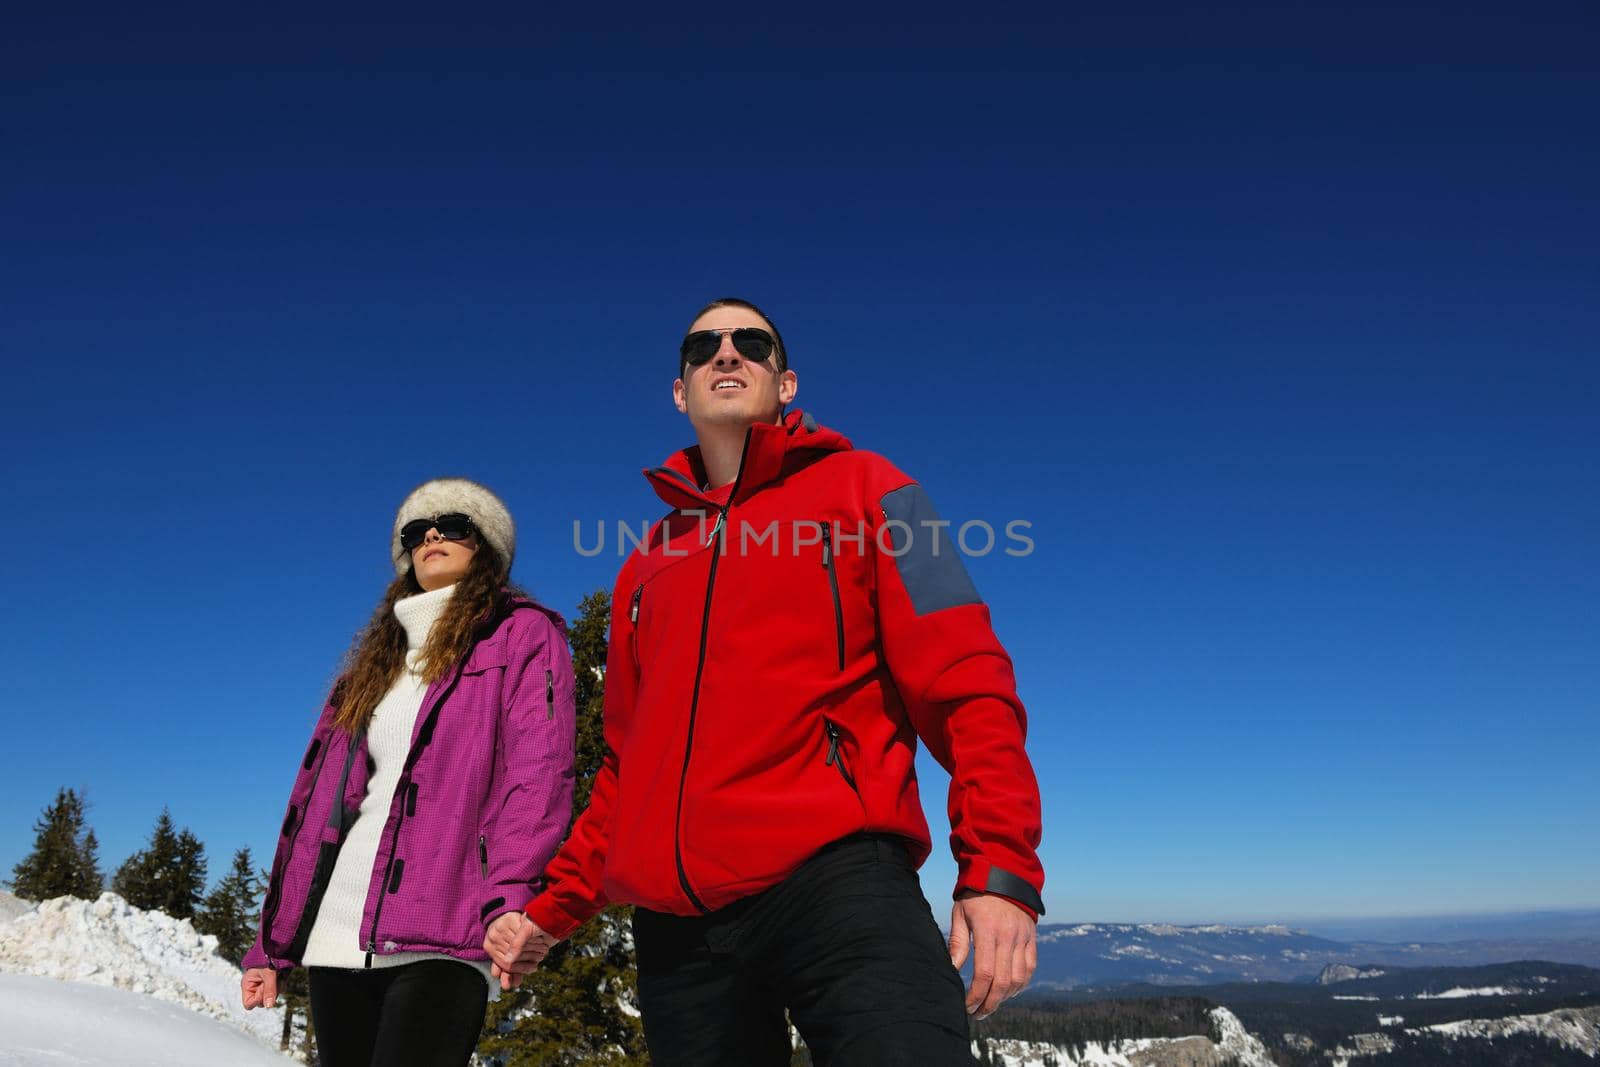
[240,478,575,1066]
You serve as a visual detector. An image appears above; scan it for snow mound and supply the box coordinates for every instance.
[0,892,285,1051]
[0,971,296,1065]
[0,895,35,927]
[0,890,33,923]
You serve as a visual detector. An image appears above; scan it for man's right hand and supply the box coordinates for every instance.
[241,967,278,1009]
[484,911,560,990]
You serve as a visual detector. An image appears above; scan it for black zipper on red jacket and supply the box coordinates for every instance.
[672,430,752,915]
[820,524,845,671]
[823,719,857,792]
[365,659,467,966]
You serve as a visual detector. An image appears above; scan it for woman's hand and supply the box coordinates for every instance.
[241,967,279,1009]
[485,911,559,990]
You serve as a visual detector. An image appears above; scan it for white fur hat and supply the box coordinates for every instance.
[392,477,516,577]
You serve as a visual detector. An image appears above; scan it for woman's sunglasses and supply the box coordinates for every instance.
[679,327,777,369]
[400,513,478,552]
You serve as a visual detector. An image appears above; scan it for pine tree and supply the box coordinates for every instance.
[195,847,261,963]
[80,829,103,897]
[172,829,208,919]
[113,809,208,918]
[478,590,650,1065]
[11,787,103,900]
[113,809,177,907]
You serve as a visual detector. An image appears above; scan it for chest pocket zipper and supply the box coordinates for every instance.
[545,669,555,719]
[820,525,845,671]
[629,584,644,663]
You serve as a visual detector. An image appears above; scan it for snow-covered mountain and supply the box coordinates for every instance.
[975,1005,1275,1067]
[1327,1005,1600,1065]
[1084,961,1600,1063]
[0,890,294,1063]
[1035,922,1350,986]
[1035,920,1600,987]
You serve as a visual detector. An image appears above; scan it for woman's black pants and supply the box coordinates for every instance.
[308,959,487,1067]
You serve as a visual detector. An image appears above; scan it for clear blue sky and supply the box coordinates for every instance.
[3,7,1596,924]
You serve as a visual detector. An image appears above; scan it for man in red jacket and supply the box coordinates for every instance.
[487,297,1045,1065]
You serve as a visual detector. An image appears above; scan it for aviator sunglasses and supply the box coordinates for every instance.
[679,327,777,369]
[399,513,478,552]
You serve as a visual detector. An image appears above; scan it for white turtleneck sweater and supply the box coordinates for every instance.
[301,583,492,983]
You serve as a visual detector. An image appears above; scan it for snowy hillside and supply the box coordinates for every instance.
[0,972,297,1066]
[1328,1004,1600,1064]
[978,1006,1275,1067]
[0,892,292,1061]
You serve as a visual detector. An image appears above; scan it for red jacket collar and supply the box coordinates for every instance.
[644,409,852,510]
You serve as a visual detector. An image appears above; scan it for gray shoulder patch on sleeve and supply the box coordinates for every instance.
[880,483,982,616]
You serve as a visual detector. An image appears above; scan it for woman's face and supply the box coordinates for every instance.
[411,525,479,591]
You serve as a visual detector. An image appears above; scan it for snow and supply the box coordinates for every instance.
[1208,1005,1277,1067]
[1317,964,1385,984]
[1329,1031,1396,1066]
[978,1037,1130,1066]
[1110,944,1160,958]
[0,891,32,924]
[0,894,286,1052]
[1377,1014,1404,1026]
[974,1007,1275,1067]
[1333,995,1380,1001]
[1415,984,1523,998]
[0,972,297,1065]
[1140,923,1183,936]
[1037,921,1309,944]
[1421,1006,1600,1053]
[1330,1006,1600,1062]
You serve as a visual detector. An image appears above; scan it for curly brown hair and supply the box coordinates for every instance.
[330,543,525,734]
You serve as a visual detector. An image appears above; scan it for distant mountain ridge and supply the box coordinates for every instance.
[1316,964,1387,984]
[1034,921,1600,988]
[999,962,1600,1065]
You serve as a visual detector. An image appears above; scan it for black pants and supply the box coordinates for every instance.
[308,959,487,1067]
[633,833,975,1066]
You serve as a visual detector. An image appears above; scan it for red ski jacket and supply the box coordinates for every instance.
[526,410,1043,937]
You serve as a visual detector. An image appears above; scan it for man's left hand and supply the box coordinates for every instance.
[948,891,1037,1019]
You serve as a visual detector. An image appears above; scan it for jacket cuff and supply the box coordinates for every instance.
[956,858,1045,921]
[480,883,539,932]
[523,893,586,941]
[240,940,292,973]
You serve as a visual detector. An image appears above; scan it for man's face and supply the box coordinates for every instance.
[673,305,798,432]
